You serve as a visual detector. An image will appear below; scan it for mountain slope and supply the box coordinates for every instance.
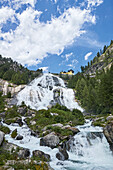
[84,41,113,76]
[0,55,42,85]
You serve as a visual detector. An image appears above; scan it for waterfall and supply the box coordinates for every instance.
[17,73,83,112]
[2,119,113,170]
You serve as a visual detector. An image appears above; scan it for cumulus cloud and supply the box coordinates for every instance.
[39,67,49,73]
[0,7,15,25]
[0,0,103,66]
[84,52,92,60]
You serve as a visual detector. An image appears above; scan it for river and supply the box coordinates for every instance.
[3,118,113,170]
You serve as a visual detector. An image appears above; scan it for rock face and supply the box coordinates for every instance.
[40,132,60,149]
[33,150,50,162]
[0,78,26,96]
[56,147,69,161]
[104,121,113,152]
[0,131,5,145]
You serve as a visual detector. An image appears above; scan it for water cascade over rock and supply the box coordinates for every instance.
[17,73,83,111]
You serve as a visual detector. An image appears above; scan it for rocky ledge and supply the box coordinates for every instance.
[104,121,113,152]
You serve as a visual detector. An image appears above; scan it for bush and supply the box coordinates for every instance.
[11,129,17,138]
[0,125,10,134]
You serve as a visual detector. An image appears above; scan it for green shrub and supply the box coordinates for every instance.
[11,129,17,138]
[0,125,10,134]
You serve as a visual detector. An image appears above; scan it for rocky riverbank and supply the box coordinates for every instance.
[0,102,84,169]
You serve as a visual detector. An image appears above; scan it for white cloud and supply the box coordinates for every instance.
[0,0,103,66]
[0,7,15,25]
[67,59,78,69]
[84,52,92,60]
[39,67,49,73]
[87,0,103,9]
[65,53,73,61]
[12,0,36,8]
[59,52,73,66]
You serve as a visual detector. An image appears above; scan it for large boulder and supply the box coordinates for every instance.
[56,147,69,161]
[40,132,60,149]
[104,121,113,152]
[33,150,50,162]
[0,131,5,145]
[18,148,30,159]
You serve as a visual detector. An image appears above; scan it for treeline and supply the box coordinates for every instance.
[81,40,113,73]
[67,40,113,115]
[0,55,42,85]
[75,65,113,114]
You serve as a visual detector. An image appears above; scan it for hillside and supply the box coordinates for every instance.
[0,55,42,85]
[67,40,113,115]
[81,40,113,76]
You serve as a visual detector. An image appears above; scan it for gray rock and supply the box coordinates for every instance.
[106,116,113,121]
[40,132,60,149]
[30,120,36,125]
[33,150,50,161]
[52,123,63,128]
[18,149,30,158]
[0,130,5,145]
[17,107,27,116]
[16,135,23,140]
[56,147,69,161]
[104,121,113,152]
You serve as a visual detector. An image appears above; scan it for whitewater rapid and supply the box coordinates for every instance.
[17,73,83,112]
[3,119,113,170]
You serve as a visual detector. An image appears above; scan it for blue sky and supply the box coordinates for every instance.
[0,0,113,73]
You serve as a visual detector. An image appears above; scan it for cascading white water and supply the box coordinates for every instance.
[67,120,113,170]
[2,119,113,170]
[17,73,83,112]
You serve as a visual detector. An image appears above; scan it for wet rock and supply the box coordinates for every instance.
[0,131,5,145]
[40,132,60,149]
[31,130,37,137]
[104,121,113,152]
[18,149,30,159]
[56,147,69,161]
[87,132,103,140]
[16,118,23,126]
[33,150,50,162]
[64,137,75,151]
[16,135,23,140]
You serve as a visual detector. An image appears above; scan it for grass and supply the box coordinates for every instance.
[26,104,85,137]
